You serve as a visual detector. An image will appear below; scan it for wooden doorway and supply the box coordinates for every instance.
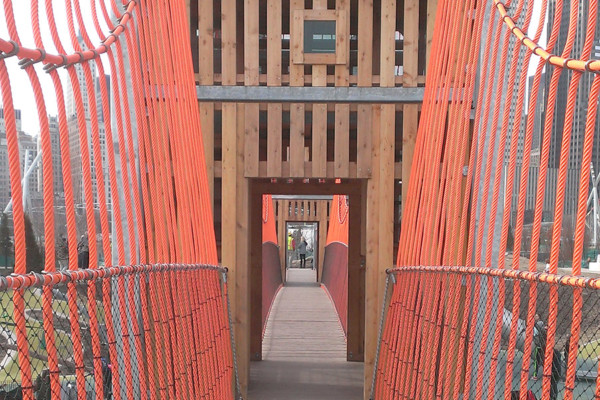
[249,179,366,363]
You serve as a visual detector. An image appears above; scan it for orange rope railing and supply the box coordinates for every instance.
[376,0,600,399]
[0,0,233,398]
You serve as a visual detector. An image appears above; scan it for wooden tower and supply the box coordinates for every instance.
[188,0,437,397]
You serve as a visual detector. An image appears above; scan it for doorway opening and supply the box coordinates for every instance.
[286,221,318,272]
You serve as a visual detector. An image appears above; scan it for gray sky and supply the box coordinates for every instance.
[0,1,109,136]
[1,1,548,136]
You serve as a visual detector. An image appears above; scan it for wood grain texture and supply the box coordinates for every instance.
[403,0,419,86]
[402,104,418,213]
[364,104,381,396]
[426,0,438,74]
[267,104,283,177]
[244,0,259,177]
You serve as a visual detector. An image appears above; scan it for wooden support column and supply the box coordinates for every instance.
[364,105,381,396]
[312,0,328,178]
[198,0,214,204]
[364,0,396,393]
[221,0,250,395]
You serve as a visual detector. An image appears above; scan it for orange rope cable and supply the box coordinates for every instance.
[0,0,232,398]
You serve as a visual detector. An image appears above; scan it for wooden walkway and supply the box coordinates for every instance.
[248,268,364,399]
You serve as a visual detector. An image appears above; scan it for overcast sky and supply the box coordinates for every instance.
[1,1,547,137]
[0,1,109,136]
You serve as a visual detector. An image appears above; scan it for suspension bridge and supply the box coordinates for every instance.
[1,0,600,399]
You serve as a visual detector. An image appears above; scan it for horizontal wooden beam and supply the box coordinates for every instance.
[196,73,427,86]
[197,85,425,103]
[213,161,403,179]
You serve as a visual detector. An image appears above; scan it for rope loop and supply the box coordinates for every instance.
[0,40,19,59]
[43,54,67,72]
[18,48,46,69]
[64,51,85,69]
[585,59,599,74]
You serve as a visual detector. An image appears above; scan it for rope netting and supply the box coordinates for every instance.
[375,0,600,398]
[0,0,233,399]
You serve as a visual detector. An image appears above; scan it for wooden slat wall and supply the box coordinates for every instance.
[192,0,435,396]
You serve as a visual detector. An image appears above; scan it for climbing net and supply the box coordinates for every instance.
[0,0,232,399]
[375,0,600,398]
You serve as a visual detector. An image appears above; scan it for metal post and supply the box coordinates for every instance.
[369,271,393,400]
[222,269,243,399]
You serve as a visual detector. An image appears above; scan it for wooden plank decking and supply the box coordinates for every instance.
[248,269,364,399]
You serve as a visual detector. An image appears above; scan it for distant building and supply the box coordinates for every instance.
[66,59,112,211]
[544,0,600,216]
[0,108,21,209]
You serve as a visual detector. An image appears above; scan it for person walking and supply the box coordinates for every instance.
[297,237,307,268]
[550,348,562,400]
[533,314,547,380]
[77,234,89,269]
[287,233,294,268]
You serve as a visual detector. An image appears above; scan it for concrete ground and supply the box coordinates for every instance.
[248,269,364,400]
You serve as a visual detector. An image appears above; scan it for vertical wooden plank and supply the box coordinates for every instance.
[402,0,418,213]
[290,103,305,177]
[365,0,397,393]
[334,104,350,177]
[198,0,214,85]
[235,102,250,392]
[402,104,418,213]
[364,104,381,396]
[426,0,438,74]
[198,0,215,205]
[199,104,214,206]
[221,0,237,87]
[403,0,419,86]
[312,0,328,178]
[357,0,373,178]
[335,0,350,178]
[267,0,283,177]
[379,0,396,281]
[244,0,260,177]
[221,0,250,395]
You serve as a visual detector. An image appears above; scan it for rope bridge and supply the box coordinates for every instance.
[0,0,234,399]
[374,0,600,399]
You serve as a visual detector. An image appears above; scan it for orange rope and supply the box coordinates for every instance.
[0,0,231,398]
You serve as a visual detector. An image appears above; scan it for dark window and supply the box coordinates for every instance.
[304,20,336,54]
